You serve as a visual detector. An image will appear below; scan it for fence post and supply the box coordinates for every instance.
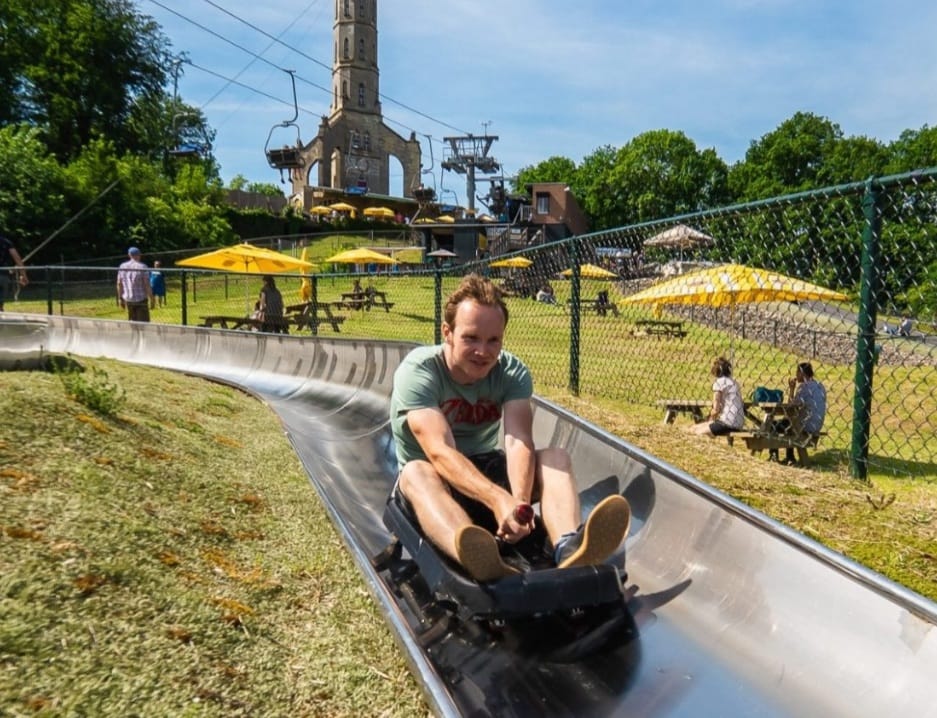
[434,269,442,345]
[569,240,581,395]
[180,271,188,326]
[311,276,319,337]
[850,178,882,481]
[46,267,53,315]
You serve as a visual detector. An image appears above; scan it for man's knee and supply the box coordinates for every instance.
[398,460,442,498]
[537,446,573,474]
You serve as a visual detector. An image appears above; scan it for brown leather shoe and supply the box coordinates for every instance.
[556,495,631,569]
[455,525,521,582]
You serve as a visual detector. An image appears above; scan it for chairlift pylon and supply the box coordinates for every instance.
[264,70,306,176]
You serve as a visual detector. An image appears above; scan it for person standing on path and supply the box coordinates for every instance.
[116,247,155,322]
[0,233,29,311]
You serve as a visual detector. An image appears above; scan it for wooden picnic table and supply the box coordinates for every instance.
[199,315,265,331]
[285,301,346,333]
[658,398,825,465]
[340,289,395,312]
[633,319,687,338]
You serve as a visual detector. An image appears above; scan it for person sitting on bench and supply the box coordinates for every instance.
[770,362,827,464]
[689,357,745,437]
[595,290,612,316]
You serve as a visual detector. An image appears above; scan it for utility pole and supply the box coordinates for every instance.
[440,134,500,215]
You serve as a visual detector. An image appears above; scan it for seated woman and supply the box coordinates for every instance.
[898,315,913,338]
[258,275,287,333]
[689,357,745,436]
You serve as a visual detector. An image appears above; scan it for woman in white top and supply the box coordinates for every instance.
[690,356,745,436]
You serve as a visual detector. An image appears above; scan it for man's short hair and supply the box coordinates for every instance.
[798,362,814,379]
[444,273,509,328]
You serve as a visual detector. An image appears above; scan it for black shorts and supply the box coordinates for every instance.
[395,450,510,534]
[709,420,740,436]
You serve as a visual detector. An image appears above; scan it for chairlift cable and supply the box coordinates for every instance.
[147,0,473,140]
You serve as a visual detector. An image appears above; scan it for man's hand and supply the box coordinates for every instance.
[495,501,534,544]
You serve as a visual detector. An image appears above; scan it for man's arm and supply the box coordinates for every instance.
[9,247,28,286]
[502,398,536,504]
[407,406,526,540]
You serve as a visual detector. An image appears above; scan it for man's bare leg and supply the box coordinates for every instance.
[399,460,518,581]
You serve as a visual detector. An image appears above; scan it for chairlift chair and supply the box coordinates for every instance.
[168,112,211,159]
[264,70,306,175]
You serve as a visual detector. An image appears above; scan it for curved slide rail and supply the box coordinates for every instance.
[3,314,936,718]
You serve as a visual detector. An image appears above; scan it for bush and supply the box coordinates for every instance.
[53,356,126,416]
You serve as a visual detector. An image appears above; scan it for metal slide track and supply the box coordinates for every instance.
[3,315,936,718]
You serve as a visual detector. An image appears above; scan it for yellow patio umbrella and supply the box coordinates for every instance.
[621,263,848,307]
[324,247,399,265]
[176,243,316,311]
[436,215,455,223]
[363,206,395,219]
[176,243,315,274]
[329,202,357,217]
[490,256,533,269]
[561,263,618,279]
[310,205,332,216]
[622,263,848,357]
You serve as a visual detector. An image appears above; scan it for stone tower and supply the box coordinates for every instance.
[290,0,421,199]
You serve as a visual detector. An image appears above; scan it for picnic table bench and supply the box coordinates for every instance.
[633,319,687,338]
[737,430,828,466]
[564,297,620,317]
[285,302,346,333]
[200,315,265,331]
[656,399,779,432]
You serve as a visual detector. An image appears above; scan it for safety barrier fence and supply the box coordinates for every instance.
[7,170,935,479]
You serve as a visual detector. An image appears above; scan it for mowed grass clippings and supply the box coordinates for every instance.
[0,360,427,718]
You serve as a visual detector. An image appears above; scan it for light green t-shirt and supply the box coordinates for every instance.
[390,344,533,470]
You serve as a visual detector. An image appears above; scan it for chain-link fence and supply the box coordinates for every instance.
[9,170,935,479]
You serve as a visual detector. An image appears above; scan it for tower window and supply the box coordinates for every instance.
[358,83,365,107]
[343,0,350,18]
[359,38,365,60]
[343,37,349,59]
[363,132,371,151]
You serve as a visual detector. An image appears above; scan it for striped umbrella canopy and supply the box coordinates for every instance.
[622,263,848,307]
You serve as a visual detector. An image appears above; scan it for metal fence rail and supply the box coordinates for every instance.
[9,170,935,479]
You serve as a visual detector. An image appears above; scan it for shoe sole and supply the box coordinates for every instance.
[455,525,521,582]
[558,495,631,569]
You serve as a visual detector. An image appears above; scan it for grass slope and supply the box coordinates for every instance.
[0,359,427,718]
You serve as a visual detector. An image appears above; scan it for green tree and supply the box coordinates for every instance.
[609,130,730,225]
[728,112,844,200]
[885,126,937,174]
[572,145,619,231]
[6,0,171,163]
[0,125,68,258]
[513,156,578,191]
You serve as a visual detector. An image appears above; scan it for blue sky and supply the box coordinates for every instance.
[140,0,937,196]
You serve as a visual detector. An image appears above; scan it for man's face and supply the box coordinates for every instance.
[442,300,505,385]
